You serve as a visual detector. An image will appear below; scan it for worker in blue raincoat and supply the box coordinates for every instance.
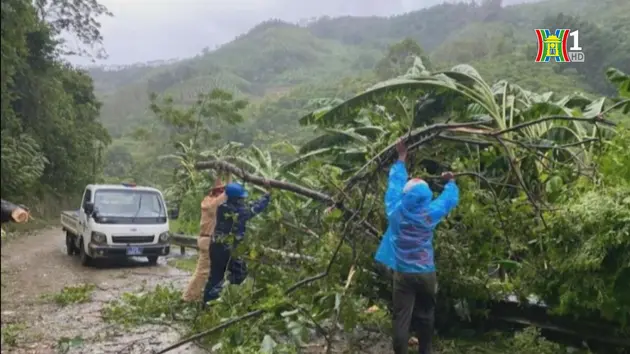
[203,180,272,306]
[375,139,459,354]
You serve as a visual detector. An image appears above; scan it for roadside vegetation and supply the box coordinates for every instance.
[1,0,629,352]
[44,284,96,307]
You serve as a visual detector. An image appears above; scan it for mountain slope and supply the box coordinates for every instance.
[91,0,629,142]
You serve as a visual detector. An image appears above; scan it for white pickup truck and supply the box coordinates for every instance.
[61,183,173,266]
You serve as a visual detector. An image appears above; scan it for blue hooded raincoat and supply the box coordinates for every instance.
[375,161,459,273]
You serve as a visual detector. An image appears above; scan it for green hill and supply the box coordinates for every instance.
[91,0,629,147]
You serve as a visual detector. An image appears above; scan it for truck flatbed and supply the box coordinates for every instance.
[61,210,81,235]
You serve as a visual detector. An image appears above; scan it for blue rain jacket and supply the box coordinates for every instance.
[374,161,459,273]
[213,194,271,243]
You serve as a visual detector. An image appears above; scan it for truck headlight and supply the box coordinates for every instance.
[159,232,170,243]
[91,231,107,244]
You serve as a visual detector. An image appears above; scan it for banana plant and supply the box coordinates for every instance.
[160,140,243,204]
[281,125,387,173]
[605,68,630,113]
[297,56,615,197]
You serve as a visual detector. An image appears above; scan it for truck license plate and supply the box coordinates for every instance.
[126,247,143,256]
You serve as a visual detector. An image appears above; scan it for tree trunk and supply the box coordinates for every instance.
[1,199,29,224]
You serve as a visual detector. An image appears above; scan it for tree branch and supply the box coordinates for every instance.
[195,160,333,203]
[194,160,380,237]
[343,121,490,190]
[490,115,615,137]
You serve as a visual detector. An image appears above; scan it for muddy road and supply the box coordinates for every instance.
[1,227,204,354]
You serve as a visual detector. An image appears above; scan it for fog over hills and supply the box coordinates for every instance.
[73,0,542,66]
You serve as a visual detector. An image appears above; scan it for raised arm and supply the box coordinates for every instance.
[385,140,409,217]
[203,176,228,210]
[426,179,459,226]
[206,193,227,209]
[249,193,271,217]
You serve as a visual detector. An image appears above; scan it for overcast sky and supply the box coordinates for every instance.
[69,0,447,66]
[70,0,536,66]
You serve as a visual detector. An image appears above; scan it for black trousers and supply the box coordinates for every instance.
[392,271,437,354]
[202,241,248,304]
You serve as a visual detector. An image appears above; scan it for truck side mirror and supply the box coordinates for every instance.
[84,201,95,216]
[168,208,179,220]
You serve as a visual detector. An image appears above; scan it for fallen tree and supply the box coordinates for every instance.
[194,159,381,237]
[152,65,629,353]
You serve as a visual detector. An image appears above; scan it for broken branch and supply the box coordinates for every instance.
[195,160,333,203]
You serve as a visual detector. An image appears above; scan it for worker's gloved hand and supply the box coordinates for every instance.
[395,139,408,162]
[441,171,455,181]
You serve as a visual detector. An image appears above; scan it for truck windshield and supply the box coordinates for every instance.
[93,189,167,224]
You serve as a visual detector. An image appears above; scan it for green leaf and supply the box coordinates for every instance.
[545,176,563,195]
[260,335,277,353]
[328,209,343,220]
[496,260,522,270]
[281,309,299,317]
[606,68,630,98]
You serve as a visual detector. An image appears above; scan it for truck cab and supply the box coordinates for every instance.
[61,183,171,266]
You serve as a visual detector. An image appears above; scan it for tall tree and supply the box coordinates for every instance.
[1,0,111,199]
[375,38,432,80]
[34,0,112,59]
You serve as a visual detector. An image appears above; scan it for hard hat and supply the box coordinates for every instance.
[225,183,248,198]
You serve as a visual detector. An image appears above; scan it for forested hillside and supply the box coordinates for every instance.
[88,0,630,187]
[0,0,110,211]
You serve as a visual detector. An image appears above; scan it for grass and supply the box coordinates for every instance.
[167,256,198,272]
[43,284,96,306]
[1,322,26,347]
[1,217,58,244]
[56,335,85,353]
[98,284,577,353]
[101,284,192,327]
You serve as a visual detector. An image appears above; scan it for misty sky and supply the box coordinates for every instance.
[70,0,447,66]
[71,0,538,66]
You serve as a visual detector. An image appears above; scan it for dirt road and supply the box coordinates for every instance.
[1,227,204,354]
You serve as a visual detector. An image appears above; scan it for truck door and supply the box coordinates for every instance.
[79,188,92,240]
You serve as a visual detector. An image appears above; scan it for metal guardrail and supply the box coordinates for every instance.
[170,233,198,255]
[169,233,315,261]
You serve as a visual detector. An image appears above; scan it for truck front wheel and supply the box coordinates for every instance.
[79,238,92,266]
[147,256,158,265]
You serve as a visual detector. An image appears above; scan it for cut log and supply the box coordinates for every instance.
[1,199,29,224]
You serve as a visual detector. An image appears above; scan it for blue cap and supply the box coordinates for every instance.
[225,183,248,198]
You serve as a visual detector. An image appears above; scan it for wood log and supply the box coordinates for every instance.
[195,160,333,203]
[0,199,29,224]
[194,160,380,237]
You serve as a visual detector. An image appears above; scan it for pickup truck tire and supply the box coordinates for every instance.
[79,238,92,266]
[66,232,78,256]
[147,256,159,265]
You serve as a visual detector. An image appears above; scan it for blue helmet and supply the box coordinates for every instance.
[225,183,248,198]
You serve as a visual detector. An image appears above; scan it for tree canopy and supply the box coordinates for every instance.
[1,0,111,202]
